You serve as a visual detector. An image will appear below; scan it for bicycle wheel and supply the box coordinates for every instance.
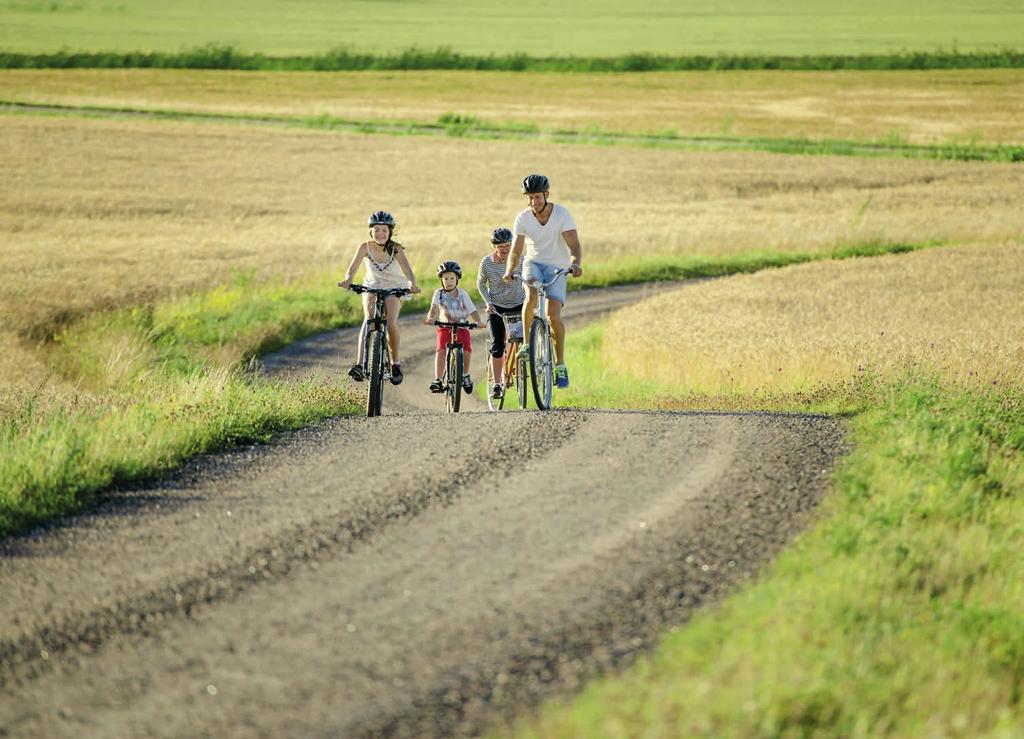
[517,353,528,409]
[498,342,515,411]
[529,317,553,411]
[446,347,463,413]
[485,342,499,412]
[366,329,385,417]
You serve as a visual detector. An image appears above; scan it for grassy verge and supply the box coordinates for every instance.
[0,241,937,538]
[6,101,1022,163]
[3,46,1024,72]
[502,323,1024,737]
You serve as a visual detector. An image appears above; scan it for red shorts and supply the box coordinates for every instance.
[436,327,471,352]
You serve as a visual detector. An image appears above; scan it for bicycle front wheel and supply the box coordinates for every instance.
[366,329,385,417]
[446,347,463,413]
[529,317,553,411]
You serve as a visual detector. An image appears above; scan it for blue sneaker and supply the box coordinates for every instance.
[555,364,569,389]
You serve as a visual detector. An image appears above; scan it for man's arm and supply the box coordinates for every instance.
[563,229,583,277]
[504,235,526,281]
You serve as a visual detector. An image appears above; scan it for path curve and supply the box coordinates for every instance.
[0,283,846,738]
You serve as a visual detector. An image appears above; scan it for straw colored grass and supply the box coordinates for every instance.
[603,243,1024,396]
[4,114,1023,352]
[2,68,1023,145]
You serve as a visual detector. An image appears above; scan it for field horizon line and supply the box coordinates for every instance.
[3,45,1024,72]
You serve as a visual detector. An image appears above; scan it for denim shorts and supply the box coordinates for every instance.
[523,261,568,304]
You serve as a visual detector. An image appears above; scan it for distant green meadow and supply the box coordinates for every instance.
[1,0,1022,57]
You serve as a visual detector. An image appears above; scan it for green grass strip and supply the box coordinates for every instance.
[6,101,1022,163]
[3,45,1024,72]
[505,325,1024,738]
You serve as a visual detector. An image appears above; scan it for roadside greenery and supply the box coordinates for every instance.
[0,241,930,538]
[3,46,1024,72]
[506,322,1024,737]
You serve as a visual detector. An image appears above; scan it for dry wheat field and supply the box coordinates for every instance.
[603,243,1024,395]
[3,69,1023,145]
[2,110,1022,401]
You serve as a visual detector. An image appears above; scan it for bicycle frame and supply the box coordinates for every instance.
[486,312,525,411]
[342,283,410,417]
[434,320,476,413]
[521,268,571,411]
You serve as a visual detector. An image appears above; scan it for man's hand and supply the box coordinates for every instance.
[570,263,583,278]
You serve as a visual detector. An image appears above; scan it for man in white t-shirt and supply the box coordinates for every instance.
[502,173,583,389]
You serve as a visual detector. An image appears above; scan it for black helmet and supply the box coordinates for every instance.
[436,260,462,279]
[521,174,550,194]
[490,227,513,245]
[367,210,396,228]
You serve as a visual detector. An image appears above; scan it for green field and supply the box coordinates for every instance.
[1,0,1022,56]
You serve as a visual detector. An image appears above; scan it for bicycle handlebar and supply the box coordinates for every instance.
[433,321,478,329]
[340,283,411,298]
[521,267,573,289]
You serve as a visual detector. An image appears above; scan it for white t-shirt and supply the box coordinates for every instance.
[512,203,577,269]
[432,287,477,323]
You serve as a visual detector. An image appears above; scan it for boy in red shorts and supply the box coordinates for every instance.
[423,261,483,393]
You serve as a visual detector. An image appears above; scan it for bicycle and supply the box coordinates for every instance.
[485,313,527,411]
[433,320,478,413]
[339,283,411,417]
[522,268,572,411]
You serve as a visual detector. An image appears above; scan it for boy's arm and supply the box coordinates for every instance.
[423,290,440,324]
[338,243,368,288]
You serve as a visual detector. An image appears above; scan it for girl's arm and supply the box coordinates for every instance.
[337,242,368,288]
[394,245,421,293]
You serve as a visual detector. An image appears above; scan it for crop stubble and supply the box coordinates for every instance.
[603,243,1024,394]
[2,69,1023,145]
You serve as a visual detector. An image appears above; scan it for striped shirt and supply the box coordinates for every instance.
[477,254,525,309]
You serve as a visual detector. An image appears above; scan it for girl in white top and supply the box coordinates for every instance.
[337,210,421,385]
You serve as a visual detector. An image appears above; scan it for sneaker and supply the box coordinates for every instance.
[428,378,444,393]
[348,363,365,382]
[491,383,504,399]
[390,363,403,385]
[555,364,569,389]
[462,374,474,394]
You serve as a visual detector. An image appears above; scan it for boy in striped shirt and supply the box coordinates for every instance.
[477,228,526,399]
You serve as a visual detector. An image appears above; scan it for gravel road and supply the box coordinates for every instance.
[0,283,846,738]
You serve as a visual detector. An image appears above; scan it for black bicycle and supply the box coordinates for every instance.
[433,320,477,413]
[341,283,410,417]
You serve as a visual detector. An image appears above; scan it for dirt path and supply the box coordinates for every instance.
[0,284,846,738]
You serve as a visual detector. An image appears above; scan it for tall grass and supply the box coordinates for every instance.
[3,46,1024,72]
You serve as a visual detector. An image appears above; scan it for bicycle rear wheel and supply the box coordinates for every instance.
[529,317,553,411]
[486,341,499,412]
[446,347,463,413]
[366,329,385,417]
